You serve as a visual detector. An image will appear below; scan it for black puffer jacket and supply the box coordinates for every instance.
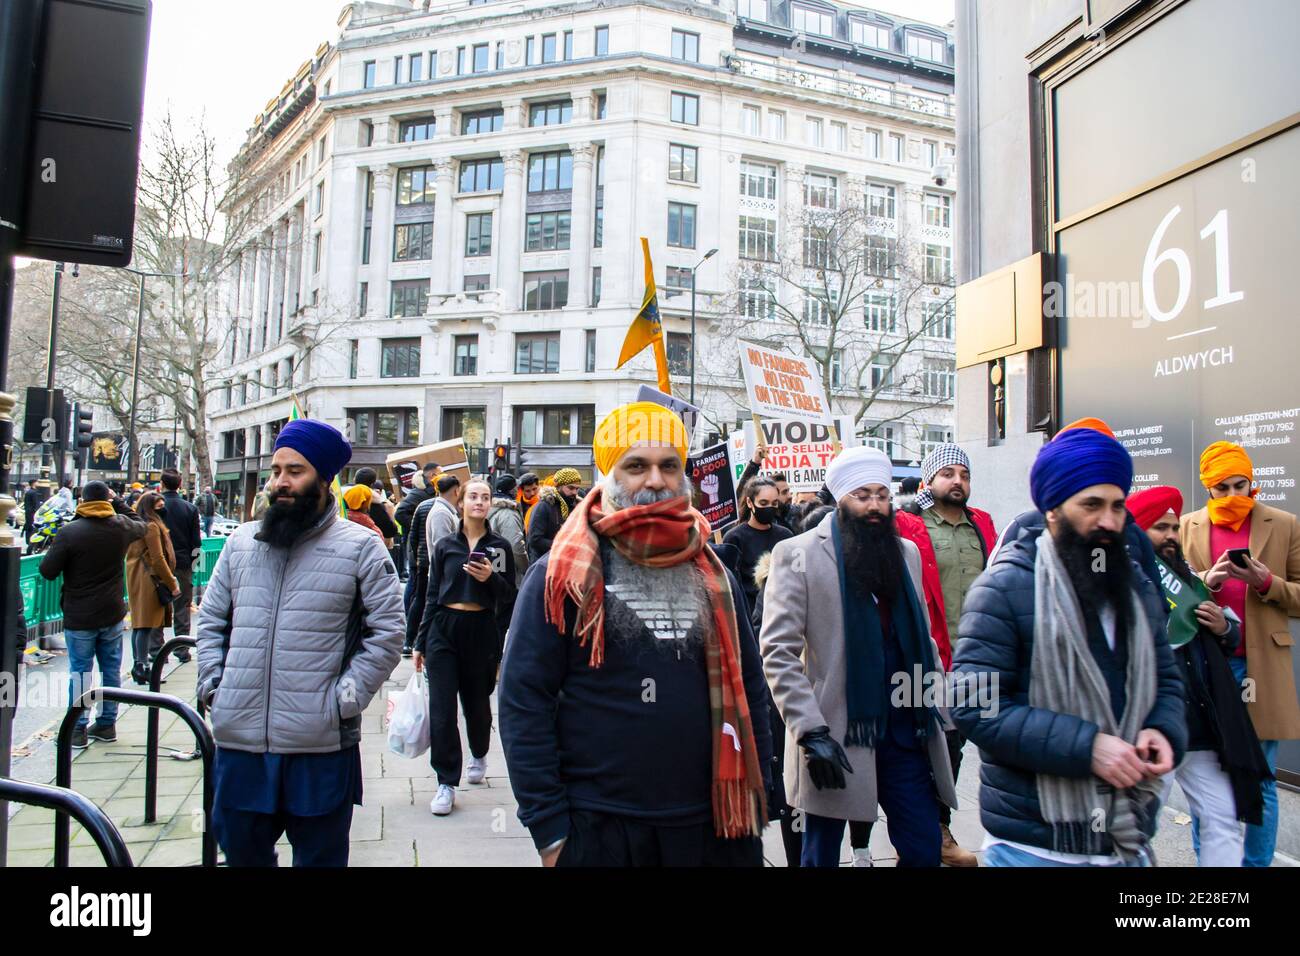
[952,525,1187,854]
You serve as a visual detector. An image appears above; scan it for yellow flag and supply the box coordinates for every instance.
[617,238,672,395]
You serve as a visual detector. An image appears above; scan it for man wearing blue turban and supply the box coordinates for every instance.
[950,427,1187,867]
[196,417,406,866]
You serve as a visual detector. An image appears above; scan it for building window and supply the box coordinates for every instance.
[740,160,777,199]
[442,408,487,460]
[361,120,374,146]
[923,140,939,169]
[595,93,607,119]
[671,29,699,62]
[464,273,491,292]
[865,128,881,158]
[399,116,435,141]
[851,20,892,49]
[585,329,597,371]
[527,151,573,192]
[665,266,694,293]
[667,202,696,248]
[522,271,569,310]
[738,215,777,261]
[805,116,823,148]
[791,4,834,37]
[668,144,698,183]
[456,47,466,75]
[924,192,951,228]
[361,225,371,265]
[864,235,897,278]
[516,406,595,445]
[380,338,421,378]
[526,36,536,65]
[739,272,775,320]
[529,100,573,127]
[496,43,504,70]
[741,104,761,136]
[313,182,324,217]
[465,212,493,256]
[920,425,955,458]
[906,32,946,63]
[804,171,838,209]
[870,356,896,391]
[670,92,699,125]
[864,292,896,332]
[394,56,404,85]
[312,233,322,273]
[831,121,847,152]
[454,335,479,376]
[803,228,831,269]
[867,182,896,219]
[595,25,609,56]
[923,299,955,339]
[363,60,376,88]
[358,282,368,316]
[390,279,430,317]
[923,361,956,399]
[666,332,692,376]
[461,109,504,134]
[591,267,602,307]
[525,210,572,251]
[460,158,504,192]
[396,166,435,205]
[473,43,489,73]
[563,31,573,60]
[889,132,905,163]
[738,0,768,21]
[811,346,844,388]
[409,52,423,82]
[350,408,420,446]
[348,340,359,379]
[864,422,896,457]
[542,33,557,63]
[803,290,837,327]
[394,221,433,261]
[515,332,561,373]
[767,109,786,140]
[924,244,952,284]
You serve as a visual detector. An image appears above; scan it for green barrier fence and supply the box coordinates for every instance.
[18,535,229,642]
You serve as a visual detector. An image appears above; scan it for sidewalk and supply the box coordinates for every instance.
[5,653,1296,866]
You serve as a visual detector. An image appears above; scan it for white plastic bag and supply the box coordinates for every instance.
[387,672,430,759]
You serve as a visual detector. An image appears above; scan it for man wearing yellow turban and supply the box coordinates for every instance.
[498,402,771,867]
[343,484,383,539]
[1180,440,1300,866]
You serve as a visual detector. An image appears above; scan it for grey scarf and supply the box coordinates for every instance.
[1030,529,1161,862]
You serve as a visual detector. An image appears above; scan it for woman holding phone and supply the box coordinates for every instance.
[414,478,517,817]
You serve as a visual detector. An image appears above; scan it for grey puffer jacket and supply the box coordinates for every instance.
[195,503,405,754]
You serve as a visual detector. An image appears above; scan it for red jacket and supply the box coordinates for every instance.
[346,510,384,539]
[896,506,997,670]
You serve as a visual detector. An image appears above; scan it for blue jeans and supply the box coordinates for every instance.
[984,842,1148,867]
[201,516,213,536]
[1196,657,1279,866]
[65,622,125,730]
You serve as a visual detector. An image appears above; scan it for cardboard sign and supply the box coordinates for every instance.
[738,341,831,424]
[689,442,738,534]
[636,385,700,439]
[729,417,856,492]
[385,438,471,500]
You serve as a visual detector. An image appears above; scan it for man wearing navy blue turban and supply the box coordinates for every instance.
[950,426,1187,867]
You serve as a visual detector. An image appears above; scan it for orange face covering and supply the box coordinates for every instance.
[1199,440,1256,530]
[1206,491,1256,531]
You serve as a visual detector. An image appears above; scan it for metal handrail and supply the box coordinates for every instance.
[56,687,217,867]
[0,777,133,867]
[146,637,202,823]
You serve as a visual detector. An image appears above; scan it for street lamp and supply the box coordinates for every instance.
[121,267,186,484]
[689,248,718,406]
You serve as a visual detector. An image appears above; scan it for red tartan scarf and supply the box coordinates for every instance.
[544,485,767,838]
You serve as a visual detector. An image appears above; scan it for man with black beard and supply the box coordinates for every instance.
[500,402,771,866]
[1129,486,1270,867]
[953,428,1186,866]
[196,419,405,866]
[762,446,956,867]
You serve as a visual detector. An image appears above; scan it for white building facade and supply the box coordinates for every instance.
[209,0,955,516]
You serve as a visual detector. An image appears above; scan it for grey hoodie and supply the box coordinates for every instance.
[488,497,528,584]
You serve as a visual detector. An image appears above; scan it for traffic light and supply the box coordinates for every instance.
[73,403,94,449]
[493,441,509,474]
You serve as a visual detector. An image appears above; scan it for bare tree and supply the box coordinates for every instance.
[696,182,956,443]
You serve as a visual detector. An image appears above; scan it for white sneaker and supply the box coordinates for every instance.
[430,784,456,816]
[466,756,487,784]
[852,848,873,868]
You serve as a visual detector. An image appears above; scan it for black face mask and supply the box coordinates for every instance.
[753,506,779,525]
[777,501,791,517]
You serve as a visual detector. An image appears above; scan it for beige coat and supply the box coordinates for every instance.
[1181,502,1300,740]
[760,517,957,820]
[126,520,178,629]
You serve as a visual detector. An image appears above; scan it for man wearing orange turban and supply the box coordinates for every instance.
[498,402,771,867]
[1180,441,1300,866]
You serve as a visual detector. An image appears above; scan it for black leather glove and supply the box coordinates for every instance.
[798,726,853,790]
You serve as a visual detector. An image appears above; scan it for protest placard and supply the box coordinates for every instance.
[738,341,832,425]
[384,437,471,500]
[688,442,738,533]
[636,385,700,438]
[729,417,856,492]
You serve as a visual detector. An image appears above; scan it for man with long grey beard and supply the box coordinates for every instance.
[762,446,957,867]
[499,401,771,867]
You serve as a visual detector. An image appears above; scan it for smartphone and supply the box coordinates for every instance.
[1226,547,1252,568]
[467,551,488,565]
